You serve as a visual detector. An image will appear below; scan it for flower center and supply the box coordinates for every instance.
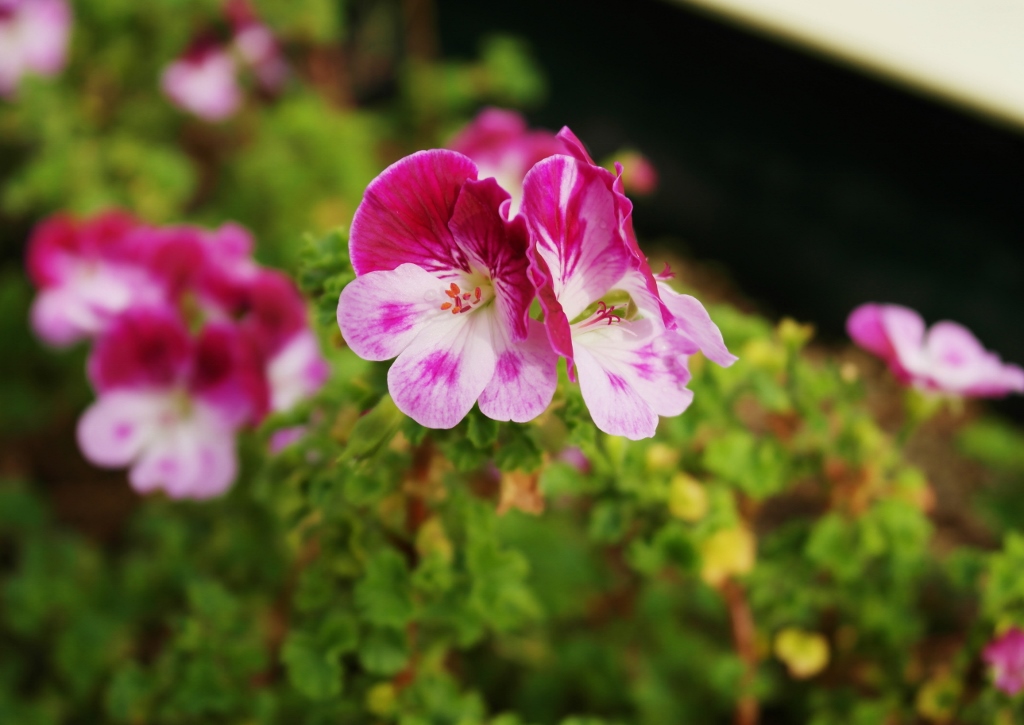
[574,301,622,329]
[438,276,493,315]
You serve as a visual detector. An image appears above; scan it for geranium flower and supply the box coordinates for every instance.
[522,154,695,440]
[984,627,1024,696]
[0,0,71,97]
[225,0,288,92]
[26,210,163,347]
[448,108,569,215]
[338,149,558,428]
[847,303,1024,397]
[161,38,242,121]
[77,307,263,499]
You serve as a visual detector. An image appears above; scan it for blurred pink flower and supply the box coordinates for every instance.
[616,151,658,196]
[847,303,1024,397]
[984,627,1024,696]
[161,40,242,121]
[268,425,307,454]
[26,211,164,347]
[0,0,71,97]
[448,108,570,215]
[77,308,263,499]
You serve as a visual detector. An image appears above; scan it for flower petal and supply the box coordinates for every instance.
[574,319,694,440]
[77,391,169,468]
[88,307,193,392]
[338,263,451,361]
[129,405,238,500]
[349,150,478,276]
[387,309,498,429]
[448,177,532,341]
[846,303,894,359]
[267,331,330,412]
[478,318,558,423]
[522,155,631,321]
[879,305,927,380]
[925,321,1024,396]
[657,282,738,367]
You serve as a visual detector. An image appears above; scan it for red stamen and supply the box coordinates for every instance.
[450,283,461,295]
[459,307,470,313]
[462,293,471,300]
[440,302,452,310]
[474,287,482,301]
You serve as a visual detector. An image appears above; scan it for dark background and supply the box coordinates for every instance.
[437,0,1024,419]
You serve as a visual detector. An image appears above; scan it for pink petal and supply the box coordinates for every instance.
[926,321,1024,397]
[387,311,497,429]
[847,303,894,359]
[522,155,631,321]
[26,213,80,287]
[267,331,329,412]
[338,263,451,361]
[77,391,168,468]
[161,50,242,121]
[129,407,238,499]
[448,177,532,341]
[348,150,478,276]
[18,0,71,75]
[88,307,192,392]
[574,319,694,440]
[189,322,269,425]
[30,286,96,347]
[478,318,558,423]
[657,282,738,367]
[879,305,928,380]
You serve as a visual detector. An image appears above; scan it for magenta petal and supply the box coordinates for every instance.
[847,303,895,359]
[338,263,450,361]
[522,155,632,320]
[448,177,532,341]
[478,319,558,423]
[658,283,738,367]
[555,126,598,165]
[349,150,479,276]
[88,307,193,392]
[387,312,497,429]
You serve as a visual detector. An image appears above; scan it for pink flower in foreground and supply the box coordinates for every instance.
[847,303,1024,397]
[26,211,163,346]
[522,154,694,440]
[161,40,242,121]
[984,628,1024,696]
[448,108,570,216]
[338,149,558,428]
[0,0,71,97]
[77,308,262,499]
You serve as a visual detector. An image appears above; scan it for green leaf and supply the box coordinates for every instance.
[341,395,405,462]
[281,631,343,700]
[355,550,414,628]
[358,627,409,676]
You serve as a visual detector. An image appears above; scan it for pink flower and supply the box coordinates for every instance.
[26,211,165,347]
[0,0,71,97]
[268,425,307,454]
[448,108,570,215]
[616,151,658,196]
[338,149,558,429]
[847,303,1024,397]
[522,154,695,440]
[77,307,262,499]
[984,628,1024,696]
[161,40,242,121]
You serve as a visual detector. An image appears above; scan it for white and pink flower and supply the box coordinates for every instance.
[984,627,1024,696]
[0,0,71,97]
[338,149,558,428]
[161,39,243,121]
[77,307,261,499]
[847,303,1024,397]
[26,210,163,347]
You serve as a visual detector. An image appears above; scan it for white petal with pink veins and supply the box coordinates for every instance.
[478,318,558,423]
[387,309,497,429]
[338,263,453,361]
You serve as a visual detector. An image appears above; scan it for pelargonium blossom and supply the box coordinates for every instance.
[338,149,558,428]
[77,307,261,499]
[161,37,243,121]
[522,154,696,440]
[983,627,1024,696]
[847,303,1024,397]
[448,108,570,216]
[26,210,163,346]
[225,0,288,92]
[0,0,71,97]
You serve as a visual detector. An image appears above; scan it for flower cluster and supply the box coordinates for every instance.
[984,627,1024,696]
[161,0,286,121]
[847,303,1024,398]
[27,210,327,498]
[0,0,71,97]
[338,123,735,439]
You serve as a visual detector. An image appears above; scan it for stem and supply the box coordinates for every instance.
[722,579,759,725]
